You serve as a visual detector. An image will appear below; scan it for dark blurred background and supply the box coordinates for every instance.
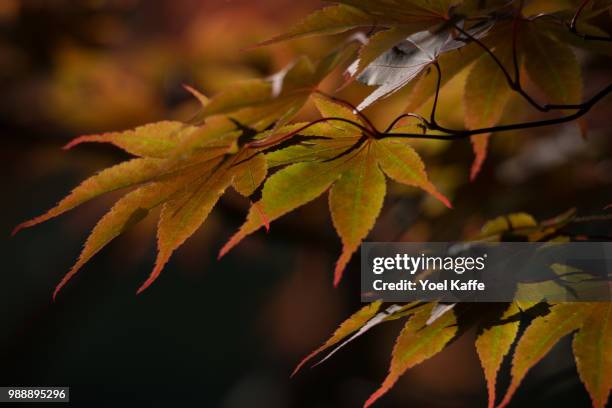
[1,0,611,407]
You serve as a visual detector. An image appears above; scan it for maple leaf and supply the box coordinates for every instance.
[498,302,595,408]
[350,19,495,110]
[364,303,457,407]
[139,148,267,294]
[257,0,457,49]
[347,24,435,78]
[474,209,576,242]
[291,300,383,376]
[13,2,612,405]
[256,4,374,46]
[475,303,521,408]
[522,24,582,106]
[63,121,196,158]
[12,158,169,235]
[54,158,224,299]
[258,1,498,113]
[573,302,612,408]
[464,31,516,180]
[290,209,609,408]
[292,302,424,378]
[189,40,361,131]
[13,47,360,297]
[16,113,250,298]
[220,94,451,285]
[400,31,488,114]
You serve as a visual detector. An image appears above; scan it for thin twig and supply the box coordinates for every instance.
[247,116,377,149]
[314,90,380,133]
[384,113,429,133]
[383,83,612,140]
[453,23,587,112]
[430,62,443,126]
[571,214,612,223]
[530,5,612,42]
[511,0,523,82]
[570,0,592,32]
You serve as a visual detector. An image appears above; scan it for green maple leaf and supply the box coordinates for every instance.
[220,94,450,285]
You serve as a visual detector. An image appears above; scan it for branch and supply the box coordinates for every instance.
[382,82,612,140]
[247,116,377,149]
[314,90,380,133]
[452,23,584,113]
[383,113,429,133]
[569,0,591,32]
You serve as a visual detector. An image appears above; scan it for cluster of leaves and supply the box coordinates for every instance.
[14,39,452,296]
[12,0,612,407]
[15,0,611,295]
[267,0,612,177]
[293,211,611,408]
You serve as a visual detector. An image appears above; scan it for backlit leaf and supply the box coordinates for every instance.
[476,209,576,242]
[13,158,167,235]
[329,145,386,285]
[141,157,237,293]
[573,303,612,408]
[64,121,194,158]
[375,138,451,208]
[195,44,359,129]
[464,41,515,180]
[53,162,214,298]
[222,98,450,284]
[310,93,364,135]
[499,303,595,407]
[475,303,521,408]
[478,212,537,239]
[36,47,365,296]
[19,102,276,297]
[292,300,383,376]
[258,4,373,45]
[314,304,416,368]
[364,303,457,407]
[231,152,268,197]
[219,160,346,258]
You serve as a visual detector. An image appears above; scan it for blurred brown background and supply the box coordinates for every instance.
[1,0,611,406]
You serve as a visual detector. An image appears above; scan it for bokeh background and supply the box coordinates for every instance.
[2,0,611,407]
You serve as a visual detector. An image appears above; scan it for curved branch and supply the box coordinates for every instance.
[247,116,377,149]
[314,90,380,133]
[569,0,591,32]
[528,2,612,41]
[383,83,612,140]
[384,113,429,133]
[452,23,589,112]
